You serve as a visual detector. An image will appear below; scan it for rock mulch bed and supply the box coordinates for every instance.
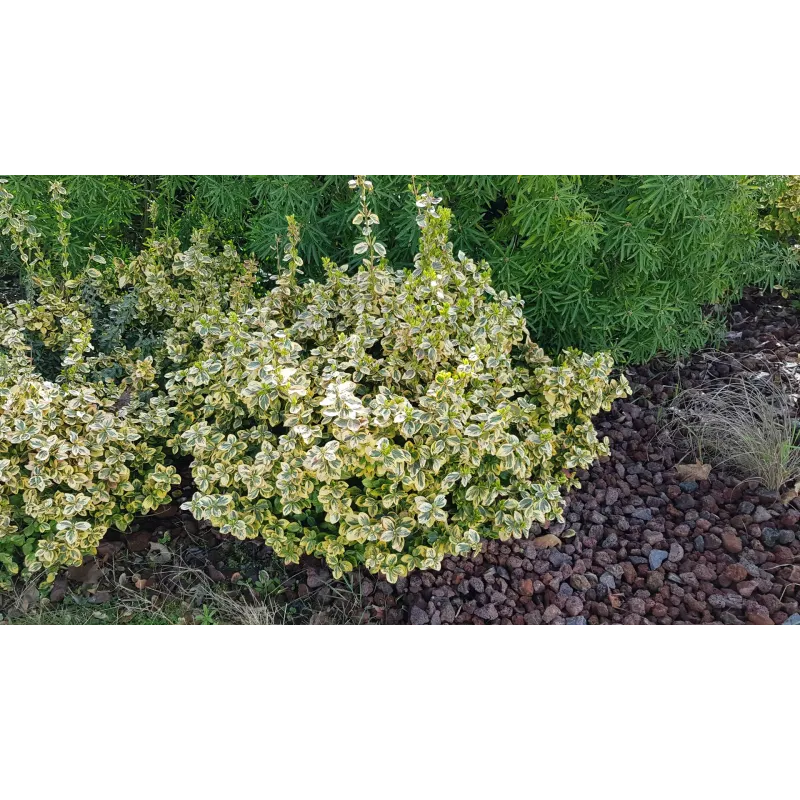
[344,290,800,624]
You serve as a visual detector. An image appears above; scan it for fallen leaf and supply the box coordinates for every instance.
[134,577,151,590]
[533,533,562,549]
[90,590,112,604]
[66,559,102,586]
[97,540,124,560]
[49,574,68,604]
[675,461,712,481]
[147,541,172,565]
[231,572,242,583]
[206,565,226,583]
[609,593,622,609]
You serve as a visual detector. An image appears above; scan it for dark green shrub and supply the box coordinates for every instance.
[3,175,796,362]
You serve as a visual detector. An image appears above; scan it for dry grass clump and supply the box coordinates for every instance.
[663,374,800,491]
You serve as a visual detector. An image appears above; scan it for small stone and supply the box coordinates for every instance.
[649,549,669,570]
[783,613,800,625]
[679,480,698,492]
[519,578,534,596]
[549,551,572,568]
[469,577,485,593]
[601,532,619,549]
[774,545,795,563]
[680,572,699,589]
[570,574,591,592]
[737,501,755,515]
[439,601,456,624]
[631,508,653,522]
[668,543,685,563]
[565,616,587,625]
[693,563,716,581]
[723,564,748,582]
[675,494,696,511]
[646,572,664,592]
[778,530,796,545]
[628,597,646,615]
[761,528,780,548]
[599,572,617,590]
[746,612,774,625]
[542,604,562,624]
[409,606,429,625]
[787,565,800,584]
[758,488,780,505]
[694,535,705,553]
[565,596,584,616]
[752,506,772,523]
[475,604,499,621]
[721,532,743,554]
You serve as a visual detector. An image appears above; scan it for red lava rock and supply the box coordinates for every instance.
[692,563,716,581]
[519,578,534,597]
[773,545,795,563]
[348,291,800,624]
[542,604,562,624]
[721,532,743,554]
[746,612,774,625]
[628,597,646,615]
[723,564,749,582]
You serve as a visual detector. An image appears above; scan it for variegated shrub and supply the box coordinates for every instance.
[0,182,181,587]
[1,176,629,588]
[170,179,630,581]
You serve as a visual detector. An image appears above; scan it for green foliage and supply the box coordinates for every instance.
[4,175,794,363]
[758,175,800,241]
[0,281,179,588]
[167,180,629,581]
[0,177,628,587]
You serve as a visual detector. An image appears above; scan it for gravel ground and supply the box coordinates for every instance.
[346,290,800,624]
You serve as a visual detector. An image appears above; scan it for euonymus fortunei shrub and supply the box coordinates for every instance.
[0,177,629,587]
[170,180,630,581]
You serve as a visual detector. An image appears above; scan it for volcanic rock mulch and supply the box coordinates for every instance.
[343,290,800,625]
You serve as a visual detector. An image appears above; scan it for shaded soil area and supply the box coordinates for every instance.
[5,290,800,624]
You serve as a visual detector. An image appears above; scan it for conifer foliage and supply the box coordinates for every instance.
[3,175,795,362]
